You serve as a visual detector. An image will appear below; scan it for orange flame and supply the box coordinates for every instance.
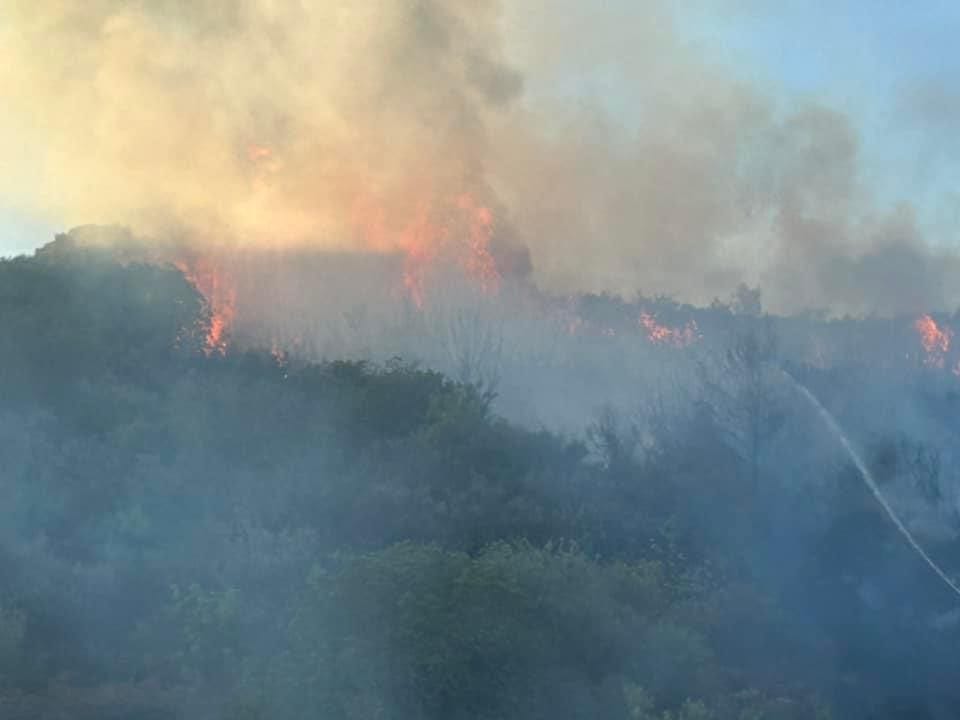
[353,192,501,308]
[456,193,500,296]
[175,256,237,356]
[914,314,951,369]
[639,311,700,348]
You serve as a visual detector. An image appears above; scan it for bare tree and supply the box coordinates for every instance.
[420,275,505,398]
[700,319,784,490]
[441,303,504,398]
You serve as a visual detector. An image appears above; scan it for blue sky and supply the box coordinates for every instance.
[0,205,58,258]
[3,3,959,256]
[686,1,960,97]
[680,1,960,238]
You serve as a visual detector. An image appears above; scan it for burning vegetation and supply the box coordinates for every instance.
[353,192,502,309]
[40,225,960,382]
[914,313,953,370]
[173,255,237,356]
[638,311,701,348]
[7,2,960,718]
[162,192,506,356]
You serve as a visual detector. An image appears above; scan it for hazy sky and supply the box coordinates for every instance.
[0,205,57,258]
[680,1,960,219]
[2,3,958,258]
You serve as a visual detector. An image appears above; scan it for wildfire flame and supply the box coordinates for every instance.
[456,193,500,296]
[639,311,700,347]
[174,256,237,356]
[168,144,270,356]
[914,314,951,369]
[353,192,501,308]
[167,191,499,357]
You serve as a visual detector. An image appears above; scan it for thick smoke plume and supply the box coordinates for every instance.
[0,1,518,248]
[2,1,959,314]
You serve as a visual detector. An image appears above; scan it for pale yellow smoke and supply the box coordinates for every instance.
[2,1,958,314]
[0,0,518,249]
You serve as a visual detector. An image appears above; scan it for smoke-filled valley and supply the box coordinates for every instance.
[4,2,960,719]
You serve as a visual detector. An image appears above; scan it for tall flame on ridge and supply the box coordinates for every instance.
[353,191,501,309]
[174,256,237,356]
[914,314,951,369]
[164,188,501,358]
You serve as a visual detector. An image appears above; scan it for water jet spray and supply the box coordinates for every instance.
[781,369,960,602]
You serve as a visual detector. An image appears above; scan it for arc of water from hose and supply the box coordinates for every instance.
[781,369,960,601]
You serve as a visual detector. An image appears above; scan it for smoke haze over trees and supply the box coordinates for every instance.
[0,233,959,718]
